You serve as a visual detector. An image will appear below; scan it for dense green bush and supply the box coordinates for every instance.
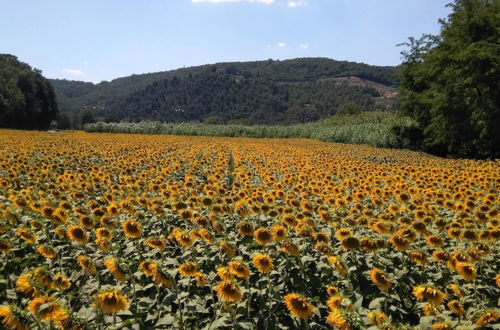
[398,0,499,159]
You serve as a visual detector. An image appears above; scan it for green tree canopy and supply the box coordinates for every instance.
[0,54,58,130]
[398,0,500,159]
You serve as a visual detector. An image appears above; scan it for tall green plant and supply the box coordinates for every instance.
[398,0,500,159]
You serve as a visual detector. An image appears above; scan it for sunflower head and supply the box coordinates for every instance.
[254,227,272,246]
[228,261,250,278]
[252,253,274,274]
[145,237,167,250]
[283,293,314,319]
[122,219,142,239]
[95,289,128,314]
[178,262,198,277]
[237,221,254,236]
[215,281,242,303]
[369,268,391,292]
[67,225,88,244]
[456,262,476,281]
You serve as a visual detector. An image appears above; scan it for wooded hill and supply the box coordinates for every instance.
[51,58,399,125]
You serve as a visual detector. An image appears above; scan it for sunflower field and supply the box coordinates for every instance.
[0,129,499,329]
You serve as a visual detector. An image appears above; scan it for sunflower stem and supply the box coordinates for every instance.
[301,318,310,330]
[265,272,272,329]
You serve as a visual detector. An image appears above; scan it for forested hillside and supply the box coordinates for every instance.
[0,54,58,129]
[51,58,399,126]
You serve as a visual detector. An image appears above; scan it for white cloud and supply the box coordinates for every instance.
[192,0,275,3]
[62,69,84,76]
[299,43,309,49]
[287,0,308,7]
[277,42,287,47]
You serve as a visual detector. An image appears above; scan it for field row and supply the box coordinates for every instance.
[0,130,499,329]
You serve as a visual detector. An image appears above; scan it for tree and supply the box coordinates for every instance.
[398,0,499,159]
[81,109,96,125]
[0,54,58,130]
[337,102,363,116]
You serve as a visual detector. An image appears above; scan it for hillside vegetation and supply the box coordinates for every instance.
[52,58,399,126]
[84,111,414,149]
[0,54,58,129]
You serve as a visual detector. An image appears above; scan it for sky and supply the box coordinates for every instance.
[0,0,452,83]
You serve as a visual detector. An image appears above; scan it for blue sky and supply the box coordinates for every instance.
[0,0,451,83]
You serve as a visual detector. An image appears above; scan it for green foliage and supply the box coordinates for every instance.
[52,58,399,125]
[0,54,58,130]
[337,102,364,116]
[83,111,414,149]
[398,0,500,159]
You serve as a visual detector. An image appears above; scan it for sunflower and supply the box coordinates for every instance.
[0,239,11,254]
[16,228,36,244]
[389,234,409,251]
[228,261,250,278]
[107,203,119,216]
[175,231,193,247]
[409,251,428,265]
[456,262,476,281]
[95,289,128,314]
[426,235,444,247]
[95,238,111,251]
[67,225,88,244]
[368,311,389,326]
[220,241,236,255]
[447,300,465,315]
[326,295,344,310]
[422,303,440,316]
[36,245,56,259]
[448,283,462,298]
[254,227,272,245]
[412,286,446,305]
[51,274,71,291]
[51,208,69,226]
[326,285,339,297]
[326,309,349,329]
[178,262,198,277]
[340,236,360,251]
[280,242,300,256]
[15,273,38,297]
[432,250,450,263]
[79,216,94,229]
[284,293,314,319]
[103,258,127,282]
[145,237,167,251]
[336,228,352,240]
[0,305,27,330]
[327,256,346,276]
[237,221,254,236]
[216,267,234,281]
[495,273,500,287]
[27,296,66,322]
[252,253,274,274]
[194,272,207,287]
[431,323,453,330]
[96,227,112,240]
[122,219,142,239]
[154,272,173,288]
[272,224,287,241]
[370,268,391,292]
[76,255,96,274]
[475,310,499,326]
[215,281,242,303]
[139,261,158,277]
